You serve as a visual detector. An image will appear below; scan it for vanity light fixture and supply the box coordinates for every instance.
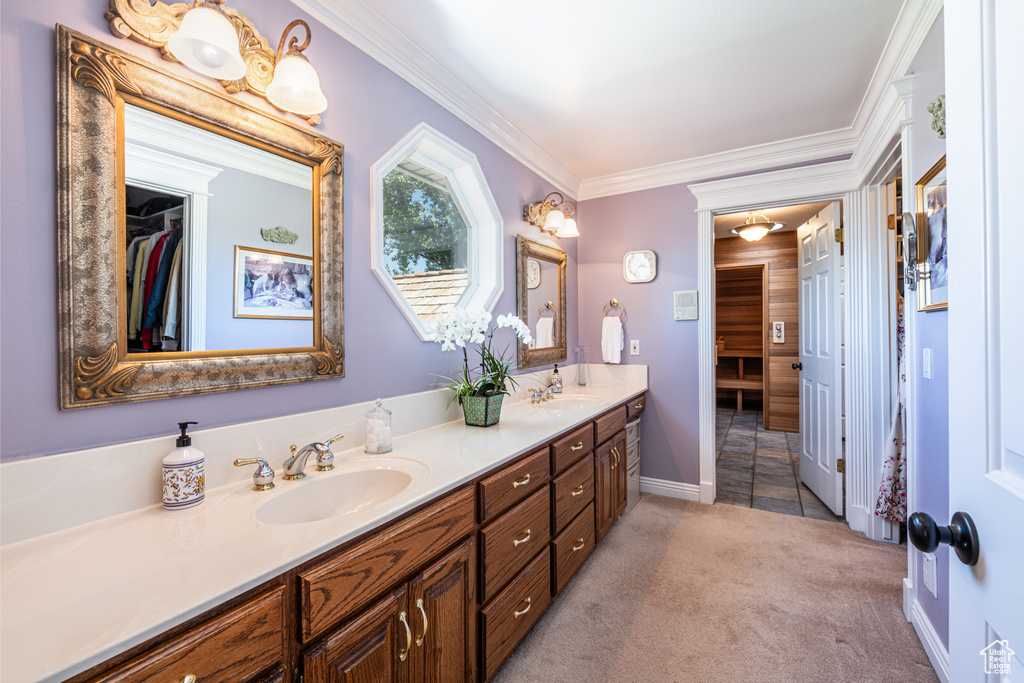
[165,0,246,80]
[266,20,328,117]
[731,210,785,242]
[523,192,579,238]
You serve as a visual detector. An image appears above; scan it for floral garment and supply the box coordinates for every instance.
[875,293,907,523]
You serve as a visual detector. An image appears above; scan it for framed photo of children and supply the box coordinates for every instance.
[915,155,948,311]
[234,246,315,320]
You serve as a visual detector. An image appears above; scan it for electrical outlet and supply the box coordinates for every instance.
[630,340,640,356]
[923,348,933,379]
[923,552,937,597]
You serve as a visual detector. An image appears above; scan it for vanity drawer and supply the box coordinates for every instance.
[300,486,474,642]
[479,487,550,602]
[627,392,647,420]
[88,586,285,683]
[478,448,549,524]
[551,454,594,534]
[552,503,596,595]
[550,423,594,475]
[595,405,628,445]
[480,547,552,681]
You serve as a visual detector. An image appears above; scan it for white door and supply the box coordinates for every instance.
[946,2,1024,680]
[797,202,844,514]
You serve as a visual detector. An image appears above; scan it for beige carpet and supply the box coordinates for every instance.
[493,495,937,683]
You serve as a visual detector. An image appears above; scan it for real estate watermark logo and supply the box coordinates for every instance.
[980,639,1015,676]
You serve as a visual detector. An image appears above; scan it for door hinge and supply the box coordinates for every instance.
[887,214,896,231]
[834,227,844,243]
[836,458,846,473]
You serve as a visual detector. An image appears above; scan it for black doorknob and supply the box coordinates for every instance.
[792,362,802,370]
[908,511,980,566]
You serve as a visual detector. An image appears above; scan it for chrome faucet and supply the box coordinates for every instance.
[529,383,559,404]
[283,433,344,480]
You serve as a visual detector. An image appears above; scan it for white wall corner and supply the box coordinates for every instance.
[639,477,701,502]
[910,598,950,683]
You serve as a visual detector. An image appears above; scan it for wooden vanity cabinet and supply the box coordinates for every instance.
[595,429,627,542]
[303,538,476,683]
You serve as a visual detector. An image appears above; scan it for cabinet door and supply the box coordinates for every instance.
[613,430,628,517]
[303,587,410,683]
[409,539,476,683]
[595,441,615,542]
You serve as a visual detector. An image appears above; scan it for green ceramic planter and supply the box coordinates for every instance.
[462,394,504,427]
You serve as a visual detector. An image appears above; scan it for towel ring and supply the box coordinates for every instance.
[603,298,626,320]
[537,301,556,318]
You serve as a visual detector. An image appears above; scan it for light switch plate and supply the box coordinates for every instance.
[923,348,933,379]
[630,340,640,356]
[923,552,937,597]
[772,321,785,344]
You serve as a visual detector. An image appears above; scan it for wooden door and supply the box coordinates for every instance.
[595,441,615,541]
[408,539,476,683]
[796,201,844,514]
[946,1,1024,677]
[303,587,410,683]
[613,430,628,517]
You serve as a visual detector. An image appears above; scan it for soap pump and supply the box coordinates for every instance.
[162,421,205,511]
[549,364,563,394]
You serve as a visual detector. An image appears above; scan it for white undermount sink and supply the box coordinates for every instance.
[542,395,603,411]
[254,458,428,526]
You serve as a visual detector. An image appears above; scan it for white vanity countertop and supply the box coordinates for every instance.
[0,383,646,683]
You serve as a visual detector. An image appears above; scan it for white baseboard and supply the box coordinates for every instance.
[903,577,914,621]
[639,476,701,502]
[910,598,950,683]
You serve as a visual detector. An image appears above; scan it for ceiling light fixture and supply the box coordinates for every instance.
[166,0,246,80]
[267,20,328,116]
[523,192,579,238]
[731,210,785,242]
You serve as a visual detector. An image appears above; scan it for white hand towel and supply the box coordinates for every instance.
[601,317,623,364]
[535,317,555,348]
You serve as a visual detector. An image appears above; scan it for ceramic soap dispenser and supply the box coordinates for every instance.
[549,364,563,394]
[162,421,205,510]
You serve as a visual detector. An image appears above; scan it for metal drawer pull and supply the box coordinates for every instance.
[611,447,620,468]
[570,441,584,451]
[635,402,643,410]
[512,474,531,488]
[571,485,584,497]
[399,611,411,661]
[572,538,586,552]
[182,676,197,683]
[513,597,532,619]
[415,598,428,646]
[513,529,532,547]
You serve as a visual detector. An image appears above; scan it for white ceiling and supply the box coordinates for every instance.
[713,201,830,240]
[311,1,902,181]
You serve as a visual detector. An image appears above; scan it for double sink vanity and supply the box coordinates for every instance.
[0,375,647,682]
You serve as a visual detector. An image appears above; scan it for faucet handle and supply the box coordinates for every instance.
[317,434,343,471]
[233,457,275,491]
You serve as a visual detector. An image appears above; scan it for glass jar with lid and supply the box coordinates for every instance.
[364,399,392,454]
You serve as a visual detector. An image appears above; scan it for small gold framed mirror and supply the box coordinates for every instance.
[516,235,567,368]
[56,26,345,409]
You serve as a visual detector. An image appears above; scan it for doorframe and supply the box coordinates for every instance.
[712,263,769,423]
[690,154,902,543]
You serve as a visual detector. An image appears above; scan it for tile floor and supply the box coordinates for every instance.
[715,407,843,522]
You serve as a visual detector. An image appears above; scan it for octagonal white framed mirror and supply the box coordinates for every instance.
[371,123,503,340]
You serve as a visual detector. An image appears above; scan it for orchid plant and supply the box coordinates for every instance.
[430,308,533,406]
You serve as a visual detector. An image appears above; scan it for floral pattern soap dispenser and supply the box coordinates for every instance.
[162,421,205,510]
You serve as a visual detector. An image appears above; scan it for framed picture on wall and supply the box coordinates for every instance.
[915,155,948,311]
[234,246,314,320]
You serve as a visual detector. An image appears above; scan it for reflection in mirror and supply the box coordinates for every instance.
[123,103,314,354]
[516,235,567,368]
[383,159,469,322]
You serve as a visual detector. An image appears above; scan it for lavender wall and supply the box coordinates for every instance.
[906,12,949,649]
[578,186,701,484]
[0,0,577,460]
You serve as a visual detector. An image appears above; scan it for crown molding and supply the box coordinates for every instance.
[291,0,581,197]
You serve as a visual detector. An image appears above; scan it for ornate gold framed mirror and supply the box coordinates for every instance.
[516,235,567,368]
[57,26,344,409]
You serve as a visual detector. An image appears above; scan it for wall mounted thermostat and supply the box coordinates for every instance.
[673,290,698,320]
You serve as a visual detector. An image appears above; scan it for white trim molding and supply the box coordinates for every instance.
[370,122,504,341]
[639,477,701,502]
[697,209,716,505]
[910,598,951,683]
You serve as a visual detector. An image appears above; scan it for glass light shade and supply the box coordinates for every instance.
[166,6,246,80]
[737,225,770,242]
[267,55,328,116]
[555,216,579,238]
[542,207,566,232]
